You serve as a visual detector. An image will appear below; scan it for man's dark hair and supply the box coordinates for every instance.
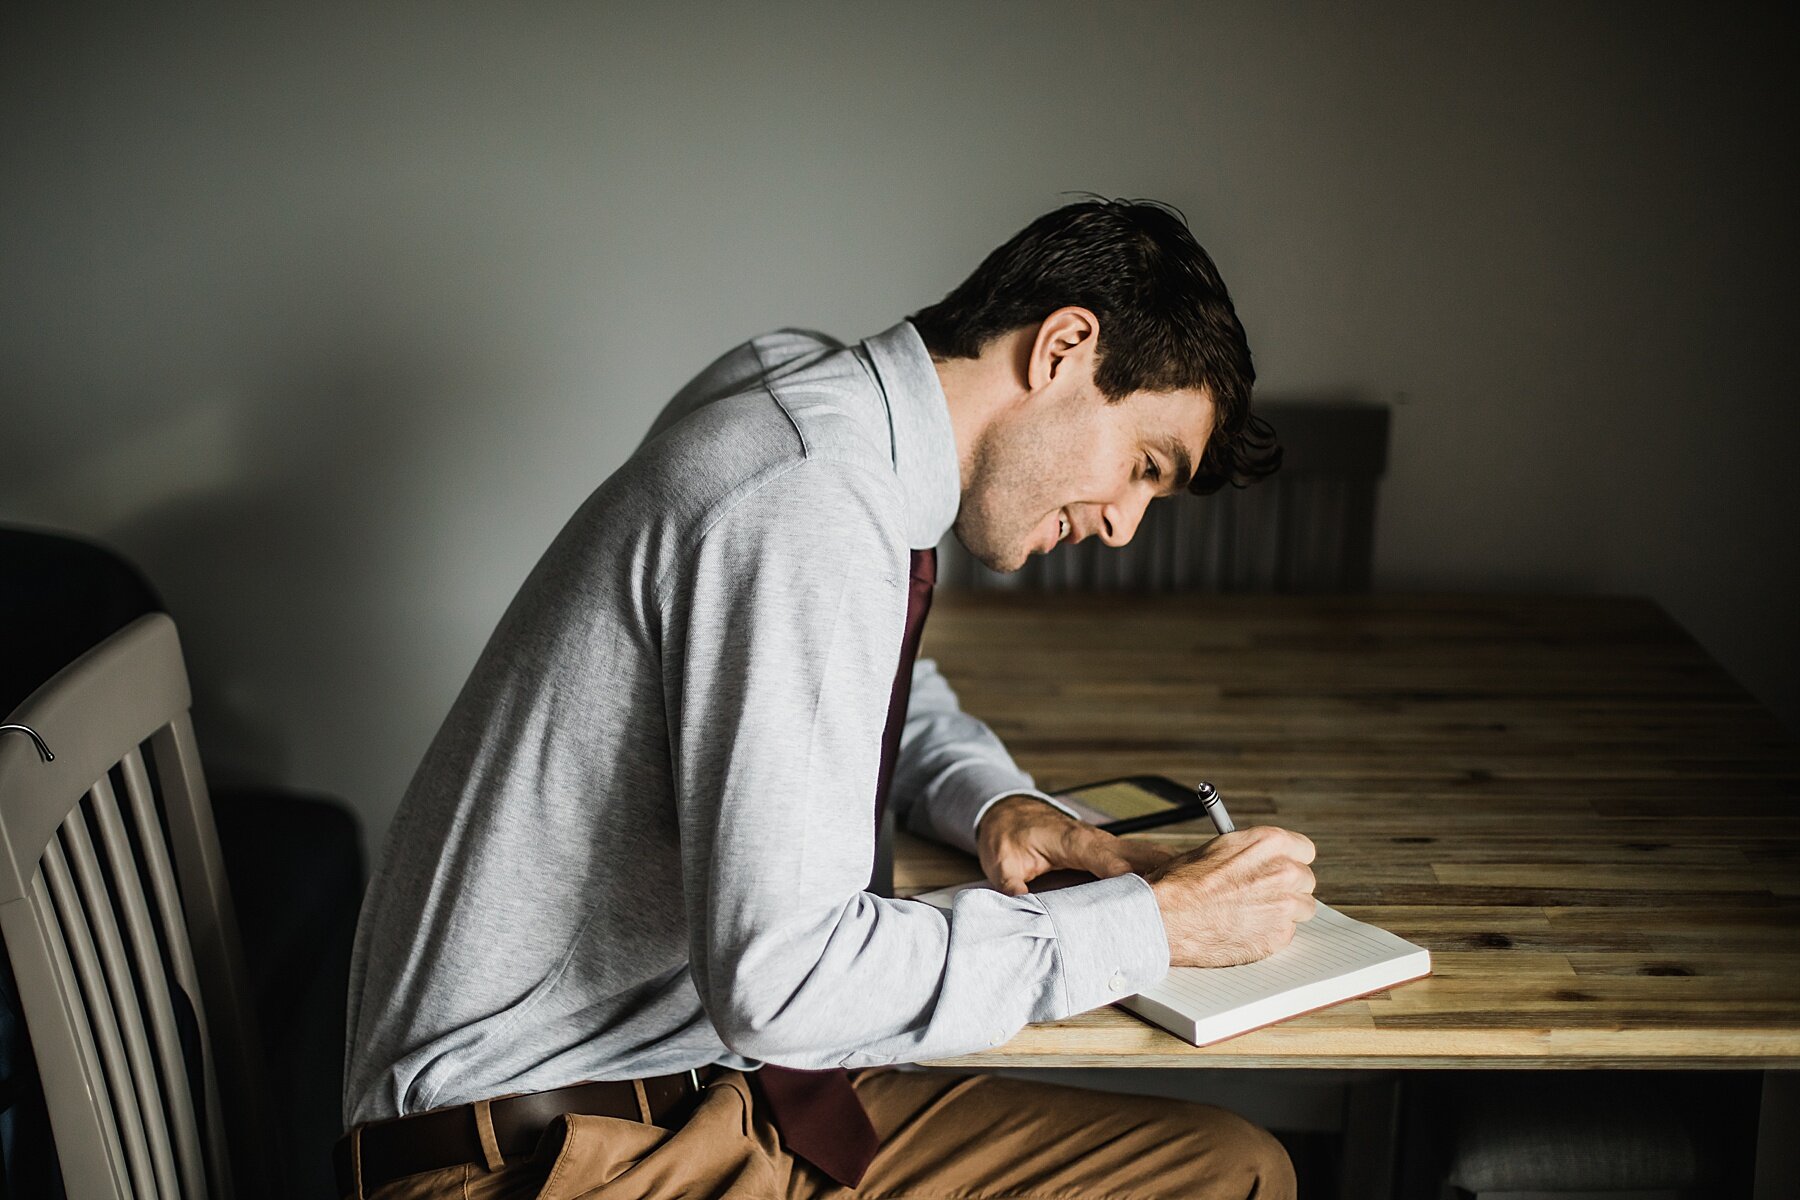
[908,197,1279,494]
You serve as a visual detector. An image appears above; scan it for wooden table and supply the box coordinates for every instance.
[897,592,1800,1070]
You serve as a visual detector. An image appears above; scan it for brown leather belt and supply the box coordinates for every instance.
[334,1067,715,1197]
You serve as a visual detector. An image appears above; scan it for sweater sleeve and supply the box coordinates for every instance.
[889,658,1085,856]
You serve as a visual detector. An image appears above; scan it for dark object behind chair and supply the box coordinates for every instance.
[0,525,365,1200]
[940,401,1390,593]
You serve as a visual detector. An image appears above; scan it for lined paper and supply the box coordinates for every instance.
[1149,905,1417,1010]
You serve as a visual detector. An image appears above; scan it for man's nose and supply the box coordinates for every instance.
[1098,488,1153,548]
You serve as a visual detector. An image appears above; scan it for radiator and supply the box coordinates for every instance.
[937,402,1389,594]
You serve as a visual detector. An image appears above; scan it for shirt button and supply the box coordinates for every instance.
[1107,971,1128,992]
[989,1029,1006,1046]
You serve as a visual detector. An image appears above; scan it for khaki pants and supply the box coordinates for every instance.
[360,1068,1295,1200]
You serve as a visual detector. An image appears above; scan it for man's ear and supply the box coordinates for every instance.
[1026,307,1101,391]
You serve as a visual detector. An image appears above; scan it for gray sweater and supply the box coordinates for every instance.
[343,322,1169,1127]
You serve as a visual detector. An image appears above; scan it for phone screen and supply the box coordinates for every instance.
[1054,776,1191,827]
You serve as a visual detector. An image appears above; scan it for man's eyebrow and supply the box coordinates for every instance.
[1157,435,1194,494]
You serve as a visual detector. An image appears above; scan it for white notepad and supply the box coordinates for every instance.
[911,881,1431,1046]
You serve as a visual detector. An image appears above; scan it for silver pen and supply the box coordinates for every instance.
[1196,781,1234,835]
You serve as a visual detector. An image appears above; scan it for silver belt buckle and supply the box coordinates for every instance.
[687,1067,704,1092]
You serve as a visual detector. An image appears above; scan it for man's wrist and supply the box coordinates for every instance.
[978,792,1065,834]
[1147,874,1175,925]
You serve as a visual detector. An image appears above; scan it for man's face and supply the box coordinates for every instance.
[954,360,1214,573]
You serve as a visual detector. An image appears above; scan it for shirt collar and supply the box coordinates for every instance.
[857,320,962,550]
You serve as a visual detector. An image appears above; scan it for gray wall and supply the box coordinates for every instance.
[4,3,1794,850]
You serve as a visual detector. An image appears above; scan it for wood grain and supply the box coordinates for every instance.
[899,593,1800,1068]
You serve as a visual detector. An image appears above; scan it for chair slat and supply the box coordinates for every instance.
[119,745,205,1023]
[17,869,134,1197]
[64,789,183,1198]
[151,716,249,1200]
[43,832,160,1198]
[93,768,210,1197]
[125,739,236,1200]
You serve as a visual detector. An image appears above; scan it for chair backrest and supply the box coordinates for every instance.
[0,613,273,1199]
[938,401,1391,593]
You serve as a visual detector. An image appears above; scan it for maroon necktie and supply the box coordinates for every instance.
[754,548,937,1188]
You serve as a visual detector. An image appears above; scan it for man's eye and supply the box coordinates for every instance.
[1144,454,1161,482]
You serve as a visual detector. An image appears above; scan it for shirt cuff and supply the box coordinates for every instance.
[1031,872,1171,1020]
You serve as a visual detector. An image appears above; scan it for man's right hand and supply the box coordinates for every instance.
[1145,826,1319,968]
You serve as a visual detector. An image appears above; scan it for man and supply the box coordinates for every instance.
[342,198,1317,1200]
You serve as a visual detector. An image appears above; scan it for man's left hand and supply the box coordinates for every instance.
[975,794,1174,896]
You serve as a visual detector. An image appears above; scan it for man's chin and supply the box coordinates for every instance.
[952,529,1033,574]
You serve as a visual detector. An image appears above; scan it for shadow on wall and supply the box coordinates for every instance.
[94,336,503,807]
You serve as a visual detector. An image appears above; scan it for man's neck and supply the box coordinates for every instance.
[932,326,1034,490]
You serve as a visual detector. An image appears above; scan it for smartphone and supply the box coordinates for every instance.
[1053,774,1214,835]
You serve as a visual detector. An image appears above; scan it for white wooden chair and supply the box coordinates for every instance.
[0,613,275,1198]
